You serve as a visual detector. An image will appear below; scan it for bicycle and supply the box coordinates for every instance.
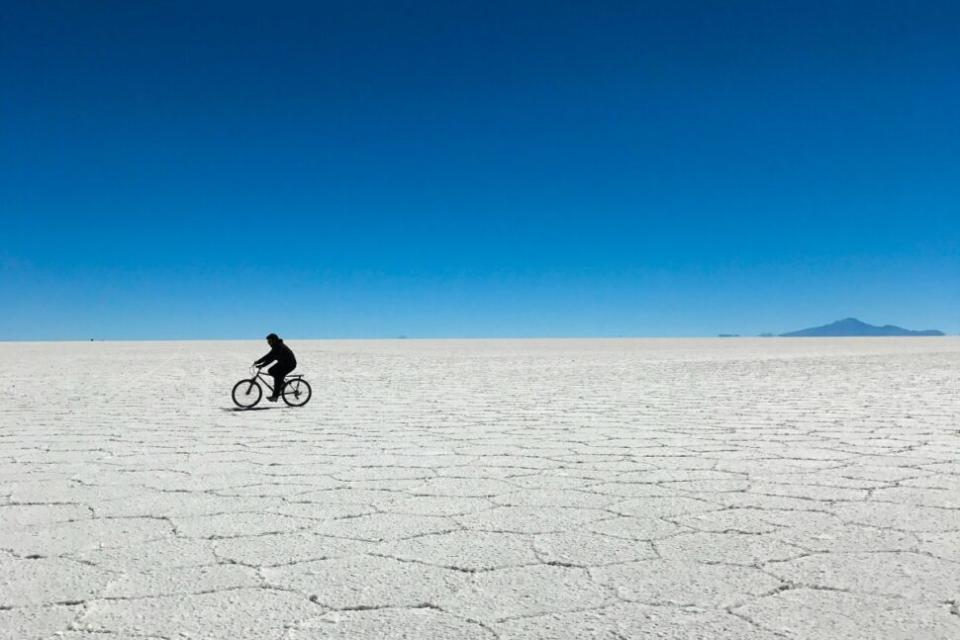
[231,366,312,409]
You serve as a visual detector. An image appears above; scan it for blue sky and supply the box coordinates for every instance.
[2,1,958,339]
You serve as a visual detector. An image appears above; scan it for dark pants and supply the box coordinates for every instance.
[268,364,295,396]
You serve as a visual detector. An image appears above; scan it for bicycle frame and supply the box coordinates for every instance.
[250,367,277,394]
[249,366,302,394]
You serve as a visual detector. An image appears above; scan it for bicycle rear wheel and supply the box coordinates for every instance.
[232,379,263,408]
[282,378,312,407]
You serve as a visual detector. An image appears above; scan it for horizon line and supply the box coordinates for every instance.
[2,334,957,343]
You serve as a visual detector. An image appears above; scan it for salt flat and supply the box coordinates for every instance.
[2,338,959,639]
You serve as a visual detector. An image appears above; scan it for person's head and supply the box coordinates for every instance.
[266,333,280,346]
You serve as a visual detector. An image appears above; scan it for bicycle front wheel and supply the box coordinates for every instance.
[282,378,312,407]
[232,379,263,408]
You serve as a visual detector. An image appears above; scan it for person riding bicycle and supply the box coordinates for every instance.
[254,333,297,402]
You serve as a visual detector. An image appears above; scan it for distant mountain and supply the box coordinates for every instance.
[781,317,945,337]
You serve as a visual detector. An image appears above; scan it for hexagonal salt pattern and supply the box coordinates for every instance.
[1,337,958,639]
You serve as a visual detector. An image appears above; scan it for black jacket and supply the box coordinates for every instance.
[255,340,297,370]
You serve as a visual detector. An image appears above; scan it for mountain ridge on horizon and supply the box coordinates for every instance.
[781,317,945,337]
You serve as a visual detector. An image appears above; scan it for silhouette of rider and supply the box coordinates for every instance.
[254,333,297,402]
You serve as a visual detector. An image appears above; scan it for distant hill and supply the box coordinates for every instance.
[781,317,945,337]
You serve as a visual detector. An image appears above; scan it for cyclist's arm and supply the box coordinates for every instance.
[254,349,276,367]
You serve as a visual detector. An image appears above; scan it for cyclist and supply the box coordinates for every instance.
[254,333,297,402]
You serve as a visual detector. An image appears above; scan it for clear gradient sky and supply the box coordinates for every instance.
[2,1,958,339]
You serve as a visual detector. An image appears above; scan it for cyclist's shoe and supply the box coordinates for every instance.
[267,395,279,402]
